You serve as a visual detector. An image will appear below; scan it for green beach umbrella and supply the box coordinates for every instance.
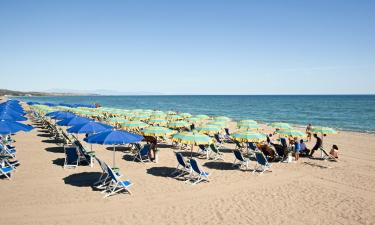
[239,119,257,125]
[173,131,212,158]
[206,120,227,128]
[270,122,292,129]
[121,121,149,131]
[179,112,192,118]
[197,124,221,135]
[276,129,307,138]
[187,117,202,123]
[141,126,174,137]
[168,121,190,129]
[214,116,231,122]
[106,117,129,124]
[131,114,150,121]
[311,126,337,135]
[238,122,260,130]
[167,114,183,121]
[230,131,267,143]
[196,114,210,119]
[148,118,168,126]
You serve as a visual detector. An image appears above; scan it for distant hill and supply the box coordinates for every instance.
[0,89,96,97]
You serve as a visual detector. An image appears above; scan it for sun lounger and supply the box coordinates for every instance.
[64,146,79,169]
[214,134,224,149]
[209,144,223,160]
[197,144,210,159]
[0,161,14,180]
[188,159,210,185]
[319,147,339,162]
[233,150,249,170]
[0,143,16,158]
[73,140,95,167]
[133,144,151,163]
[171,152,191,178]
[253,151,272,175]
[103,164,132,198]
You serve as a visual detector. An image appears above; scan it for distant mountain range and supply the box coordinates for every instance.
[0,88,163,96]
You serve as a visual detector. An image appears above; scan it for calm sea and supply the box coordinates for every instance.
[16,95,375,133]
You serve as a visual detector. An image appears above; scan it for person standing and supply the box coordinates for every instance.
[306,123,312,142]
[309,134,322,157]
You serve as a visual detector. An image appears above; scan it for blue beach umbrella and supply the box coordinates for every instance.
[51,112,76,120]
[0,120,33,135]
[0,112,27,121]
[67,121,113,134]
[46,111,64,117]
[56,116,92,126]
[85,130,143,167]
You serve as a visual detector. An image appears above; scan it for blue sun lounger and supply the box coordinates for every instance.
[103,164,133,198]
[0,144,17,158]
[133,144,151,163]
[64,147,79,169]
[233,150,249,170]
[0,162,14,180]
[171,152,191,178]
[253,151,272,175]
[188,159,210,185]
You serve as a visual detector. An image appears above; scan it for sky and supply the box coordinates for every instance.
[0,0,374,94]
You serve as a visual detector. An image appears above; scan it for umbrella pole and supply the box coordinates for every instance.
[113,145,116,167]
[190,144,194,159]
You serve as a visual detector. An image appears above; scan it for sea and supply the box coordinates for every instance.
[15,95,375,133]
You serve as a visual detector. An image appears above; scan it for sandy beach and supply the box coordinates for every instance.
[1,116,375,225]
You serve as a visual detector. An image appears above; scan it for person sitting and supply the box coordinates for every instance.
[329,144,339,159]
[299,139,310,156]
[309,134,322,157]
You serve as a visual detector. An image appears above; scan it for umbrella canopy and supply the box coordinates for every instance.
[168,121,189,128]
[187,117,202,123]
[239,119,257,124]
[106,117,129,124]
[0,112,27,121]
[51,112,76,120]
[45,110,65,117]
[0,120,33,135]
[148,118,168,126]
[230,131,267,143]
[0,107,25,116]
[311,126,337,134]
[67,121,112,134]
[173,131,212,145]
[121,121,149,130]
[167,114,182,121]
[85,130,143,145]
[179,113,192,118]
[214,116,231,122]
[237,122,259,130]
[196,114,210,119]
[141,126,174,137]
[276,129,307,138]
[197,124,221,135]
[56,116,92,126]
[85,130,143,167]
[270,122,292,129]
[166,111,177,115]
[206,121,227,128]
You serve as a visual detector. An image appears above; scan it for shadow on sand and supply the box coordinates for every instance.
[146,166,177,178]
[63,172,102,187]
[45,146,64,153]
[203,161,238,170]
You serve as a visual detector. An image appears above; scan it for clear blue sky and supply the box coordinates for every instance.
[0,0,374,94]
